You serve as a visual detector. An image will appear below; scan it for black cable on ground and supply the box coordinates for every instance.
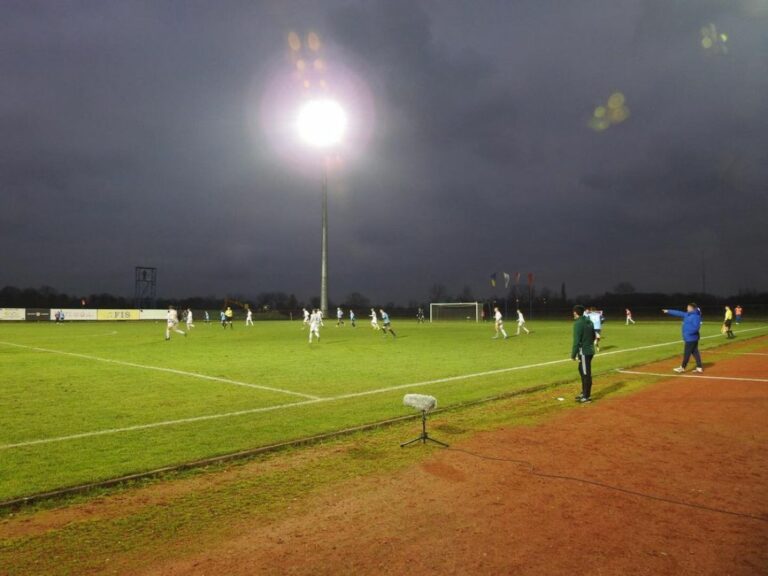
[446,447,768,523]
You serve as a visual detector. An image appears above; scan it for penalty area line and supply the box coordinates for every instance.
[616,369,768,383]
[0,340,320,401]
[2,325,767,450]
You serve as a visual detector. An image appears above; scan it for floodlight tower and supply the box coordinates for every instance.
[134,266,157,308]
[296,98,347,316]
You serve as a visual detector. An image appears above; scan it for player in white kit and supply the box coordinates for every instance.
[370,308,380,330]
[493,306,508,339]
[308,309,321,343]
[516,309,530,335]
[245,308,254,326]
[302,308,310,328]
[336,307,344,327]
[165,306,187,340]
[185,308,195,330]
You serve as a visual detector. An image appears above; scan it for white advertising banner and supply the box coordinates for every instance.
[49,309,98,321]
[0,308,26,321]
[139,309,167,320]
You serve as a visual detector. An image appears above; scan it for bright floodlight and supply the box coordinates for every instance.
[296,99,347,148]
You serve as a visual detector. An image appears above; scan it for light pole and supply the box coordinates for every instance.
[320,163,329,315]
[296,98,346,316]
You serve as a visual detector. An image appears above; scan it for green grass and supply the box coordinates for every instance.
[0,318,765,501]
[0,378,649,576]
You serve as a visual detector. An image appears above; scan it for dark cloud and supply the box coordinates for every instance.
[1,0,766,303]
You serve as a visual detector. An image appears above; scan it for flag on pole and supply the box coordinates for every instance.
[490,272,497,287]
[527,272,534,286]
[503,272,511,288]
[515,271,521,284]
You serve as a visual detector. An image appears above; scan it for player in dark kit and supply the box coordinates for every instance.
[571,305,596,403]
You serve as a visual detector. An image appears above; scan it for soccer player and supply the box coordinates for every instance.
[723,306,734,339]
[224,306,234,329]
[370,308,380,331]
[492,306,508,339]
[663,304,703,373]
[220,310,226,326]
[625,308,635,325]
[165,306,187,340]
[185,308,195,330]
[302,307,310,328]
[571,305,596,403]
[349,309,356,327]
[245,308,254,327]
[204,311,210,324]
[516,308,530,335]
[308,308,321,343]
[734,305,743,324]
[379,308,396,338]
[587,306,603,352]
[336,307,344,327]
[416,307,425,323]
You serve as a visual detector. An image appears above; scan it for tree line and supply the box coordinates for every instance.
[1,284,764,318]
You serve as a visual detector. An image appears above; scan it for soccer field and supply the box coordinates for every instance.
[1,318,766,502]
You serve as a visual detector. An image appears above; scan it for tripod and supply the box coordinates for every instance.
[400,410,449,448]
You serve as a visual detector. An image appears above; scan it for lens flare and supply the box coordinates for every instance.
[589,92,630,131]
[700,23,729,55]
[307,32,321,52]
[288,31,301,52]
[607,92,625,109]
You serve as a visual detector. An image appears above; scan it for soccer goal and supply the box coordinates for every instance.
[429,302,481,322]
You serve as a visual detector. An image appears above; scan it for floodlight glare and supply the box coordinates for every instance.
[296,99,347,148]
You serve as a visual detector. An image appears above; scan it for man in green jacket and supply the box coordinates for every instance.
[571,305,596,403]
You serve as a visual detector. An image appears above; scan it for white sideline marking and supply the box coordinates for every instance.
[0,341,320,401]
[616,369,768,383]
[0,399,322,450]
[727,352,768,357]
[1,325,766,450]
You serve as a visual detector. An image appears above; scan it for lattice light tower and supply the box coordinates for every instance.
[134,267,157,308]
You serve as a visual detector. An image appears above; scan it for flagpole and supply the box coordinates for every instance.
[528,275,533,321]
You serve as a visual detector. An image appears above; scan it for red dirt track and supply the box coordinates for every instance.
[144,345,768,576]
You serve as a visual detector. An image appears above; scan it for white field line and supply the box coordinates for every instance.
[0,341,320,401]
[616,369,768,383]
[0,399,323,450]
[726,352,768,357]
[1,325,766,450]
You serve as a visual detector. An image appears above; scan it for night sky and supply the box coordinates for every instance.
[2,1,767,304]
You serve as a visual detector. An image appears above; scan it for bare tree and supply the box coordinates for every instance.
[428,283,449,302]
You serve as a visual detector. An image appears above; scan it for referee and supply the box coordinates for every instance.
[571,305,596,403]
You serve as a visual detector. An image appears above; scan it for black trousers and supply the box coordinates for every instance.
[578,354,594,399]
[682,340,702,368]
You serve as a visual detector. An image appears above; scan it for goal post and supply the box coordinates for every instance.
[429,302,481,322]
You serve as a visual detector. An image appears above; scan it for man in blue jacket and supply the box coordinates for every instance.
[662,304,704,373]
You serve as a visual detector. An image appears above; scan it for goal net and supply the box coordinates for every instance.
[429,302,481,322]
